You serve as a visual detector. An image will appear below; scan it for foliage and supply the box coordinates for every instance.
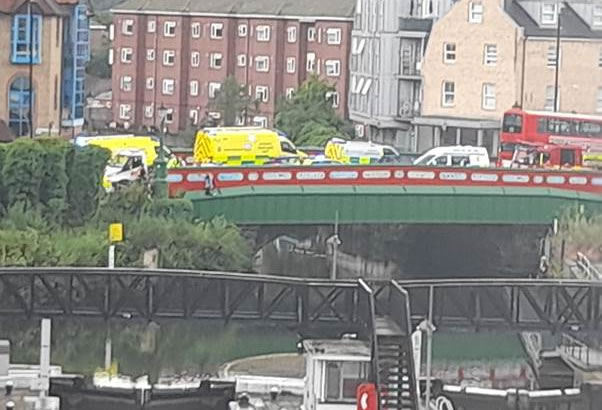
[275,76,350,145]
[87,44,112,79]
[1,139,46,210]
[0,144,6,212]
[37,139,72,224]
[208,76,256,126]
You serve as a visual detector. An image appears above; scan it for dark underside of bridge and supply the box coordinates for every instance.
[250,224,548,279]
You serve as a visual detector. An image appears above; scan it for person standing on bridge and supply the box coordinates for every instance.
[229,393,256,410]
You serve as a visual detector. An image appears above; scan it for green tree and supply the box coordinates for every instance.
[209,76,255,126]
[275,76,349,146]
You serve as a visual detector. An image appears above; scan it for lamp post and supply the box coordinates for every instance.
[153,104,169,198]
[28,0,34,138]
[553,3,564,113]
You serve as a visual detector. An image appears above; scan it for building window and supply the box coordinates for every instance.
[164,21,176,37]
[324,362,368,403]
[122,19,134,35]
[147,20,156,33]
[306,52,316,72]
[146,77,154,90]
[599,48,602,67]
[238,24,248,37]
[163,50,175,66]
[443,43,456,63]
[326,28,342,45]
[191,51,200,67]
[253,116,268,127]
[119,104,132,120]
[594,6,602,27]
[482,83,496,110]
[255,85,269,103]
[255,56,270,72]
[210,52,223,69]
[237,54,247,67]
[8,77,33,136]
[191,22,201,38]
[190,109,199,125]
[286,57,296,73]
[208,82,221,99]
[12,14,42,64]
[326,91,340,108]
[146,49,155,61]
[190,80,199,96]
[120,75,133,91]
[121,48,133,63]
[442,81,455,107]
[144,104,154,118]
[544,85,557,111]
[483,44,497,66]
[162,78,175,95]
[287,26,297,43]
[165,109,174,124]
[469,2,483,24]
[256,25,271,42]
[597,88,602,112]
[285,88,295,99]
[547,45,558,68]
[541,3,558,25]
[325,60,341,77]
[211,23,223,39]
[307,27,316,42]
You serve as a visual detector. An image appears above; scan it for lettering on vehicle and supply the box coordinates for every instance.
[217,172,244,182]
[439,172,467,181]
[502,174,529,183]
[407,171,435,180]
[394,170,405,179]
[533,176,544,184]
[329,171,359,179]
[546,176,565,185]
[568,176,587,185]
[362,170,391,179]
[297,171,326,180]
[185,173,205,182]
[471,173,498,182]
[248,172,259,181]
[263,172,293,181]
[168,174,184,182]
[591,177,602,186]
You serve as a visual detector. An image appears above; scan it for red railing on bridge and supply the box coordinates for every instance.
[167,166,602,197]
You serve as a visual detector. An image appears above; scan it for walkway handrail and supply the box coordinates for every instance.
[575,252,602,280]
[559,333,602,368]
[357,279,381,390]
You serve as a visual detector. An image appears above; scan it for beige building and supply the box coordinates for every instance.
[415,0,602,156]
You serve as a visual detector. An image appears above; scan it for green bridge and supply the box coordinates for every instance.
[186,185,602,225]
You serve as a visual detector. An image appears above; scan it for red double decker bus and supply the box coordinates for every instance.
[499,108,602,167]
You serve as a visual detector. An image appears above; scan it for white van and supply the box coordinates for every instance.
[413,146,490,168]
[324,138,400,164]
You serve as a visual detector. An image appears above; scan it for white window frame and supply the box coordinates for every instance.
[306,52,316,72]
[442,81,455,107]
[285,88,295,99]
[599,47,602,68]
[190,80,199,97]
[208,82,221,99]
[238,24,248,37]
[163,50,175,66]
[237,54,247,67]
[120,48,133,63]
[256,25,271,42]
[253,116,268,128]
[120,75,132,92]
[191,51,200,67]
[547,45,559,68]
[210,52,223,69]
[210,23,224,39]
[481,83,496,110]
[286,57,296,73]
[146,49,155,61]
[544,85,558,111]
[144,104,154,118]
[596,87,602,112]
[594,5,602,27]
[443,43,456,64]
[469,2,483,24]
[325,60,341,77]
[147,20,156,33]
[326,91,340,108]
[541,3,558,25]
[119,104,132,120]
[163,21,176,37]
[287,26,297,43]
[326,28,342,45]
[146,77,154,90]
[164,108,174,124]
[191,22,202,38]
[307,27,316,42]
[255,56,270,72]
[190,109,199,125]
[255,85,269,103]
[483,44,497,66]
[122,19,134,35]
[162,78,175,95]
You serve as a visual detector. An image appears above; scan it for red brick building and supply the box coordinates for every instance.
[110,0,355,132]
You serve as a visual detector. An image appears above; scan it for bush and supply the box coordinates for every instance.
[37,139,72,224]
[1,139,46,210]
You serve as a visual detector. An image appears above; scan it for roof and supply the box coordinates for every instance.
[0,0,74,15]
[523,109,602,122]
[112,0,356,20]
[505,0,602,39]
[303,339,371,359]
[399,17,433,33]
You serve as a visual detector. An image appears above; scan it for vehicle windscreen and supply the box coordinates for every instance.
[414,154,435,165]
[502,114,522,133]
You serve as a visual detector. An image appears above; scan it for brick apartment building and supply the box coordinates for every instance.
[110,0,355,132]
[417,0,602,155]
[0,0,90,140]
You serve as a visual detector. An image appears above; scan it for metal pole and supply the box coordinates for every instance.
[153,114,168,198]
[425,286,434,410]
[331,210,339,280]
[108,245,115,269]
[28,0,34,138]
[104,323,112,371]
[553,4,562,112]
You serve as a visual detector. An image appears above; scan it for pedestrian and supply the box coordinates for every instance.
[204,173,215,196]
[229,393,256,410]
[265,387,280,410]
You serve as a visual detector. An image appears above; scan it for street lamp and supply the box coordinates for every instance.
[153,104,169,198]
[553,3,565,113]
